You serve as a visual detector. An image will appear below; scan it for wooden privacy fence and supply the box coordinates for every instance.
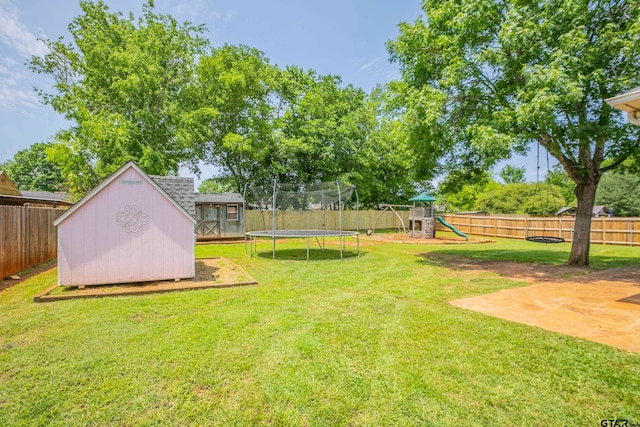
[1,206,62,278]
[245,209,409,232]
[438,214,640,246]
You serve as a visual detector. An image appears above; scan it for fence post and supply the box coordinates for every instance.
[558,216,562,240]
[602,217,606,245]
[523,217,528,240]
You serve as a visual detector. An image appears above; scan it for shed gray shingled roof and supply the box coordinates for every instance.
[150,175,196,217]
[195,192,245,204]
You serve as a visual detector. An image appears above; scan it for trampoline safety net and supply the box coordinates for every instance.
[247,182,355,211]
[244,181,360,260]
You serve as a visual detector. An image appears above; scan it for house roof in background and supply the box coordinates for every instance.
[0,194,74,207]
[150,175,196,217]
[555,206,609,216]
[605,87,640,113]
[20,191,71,202]
[54,162,196,226]
[0,171,21,196]
[195,192,245,204]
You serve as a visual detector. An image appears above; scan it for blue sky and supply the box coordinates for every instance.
[0,0,540,184]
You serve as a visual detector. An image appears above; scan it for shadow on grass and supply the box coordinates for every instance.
[417,249,640,284]
[255,248,363,261]
[421,247,640,267]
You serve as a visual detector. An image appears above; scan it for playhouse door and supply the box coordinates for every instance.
[196,204,221,237]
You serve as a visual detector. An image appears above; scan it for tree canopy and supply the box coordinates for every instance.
[388,0,640,265]
[499,165,526,184]
[595,171,640,216]
[30,0,208,196]
[475,182,566,216]
[2,143,65,192]
[28,1,416,206]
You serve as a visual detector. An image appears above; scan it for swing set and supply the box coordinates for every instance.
[525,142,566,244]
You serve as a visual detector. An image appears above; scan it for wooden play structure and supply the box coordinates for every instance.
[408,193,437,238]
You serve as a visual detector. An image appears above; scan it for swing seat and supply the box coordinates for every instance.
[526,236,565,244]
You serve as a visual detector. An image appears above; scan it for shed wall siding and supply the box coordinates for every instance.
[58,168,194,286]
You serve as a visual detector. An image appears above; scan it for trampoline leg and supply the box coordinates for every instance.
[314,236,323,251]
[272,236,275,259]
[357,233,360,257]
[307,237,310,261]
[340,235,343,260]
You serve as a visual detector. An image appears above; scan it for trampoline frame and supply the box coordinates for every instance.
[245,229,360,260]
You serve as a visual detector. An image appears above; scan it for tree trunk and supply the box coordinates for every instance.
[568,181,598,266]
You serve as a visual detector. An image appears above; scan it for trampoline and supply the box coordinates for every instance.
[245,229,359,261]
[244,180,360,261]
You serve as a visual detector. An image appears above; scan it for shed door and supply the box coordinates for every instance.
[196,204,221,237]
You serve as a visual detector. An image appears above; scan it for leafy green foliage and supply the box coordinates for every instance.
[595,172,640,216]
[388,0,640,265]
[438,172,499,212]
[198,177,236,194]
[272,68,378,191]
[189,53,415,206]
[499,164,525,184]
[29,0,208,197]
[3,143,65,192]
[475,183,567,216]
[545,163,577,206]
[186,44,276,192]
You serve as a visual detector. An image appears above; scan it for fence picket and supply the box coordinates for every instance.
[0,206,63,279]
[439,214,640,246]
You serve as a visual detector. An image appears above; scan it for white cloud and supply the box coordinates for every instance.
[0,56,41,111]
[359,56,384,72]
[0,0,48,58]
[0,84,40,111]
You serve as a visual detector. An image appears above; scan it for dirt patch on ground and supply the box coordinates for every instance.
[446,257,640,353]
[35,257,257,302]
[1,260,57,293]
[424,253,594,283]
[363,233,494,245]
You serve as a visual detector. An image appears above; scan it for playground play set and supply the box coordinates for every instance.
[407,193,468,240]
[370,193,469,241]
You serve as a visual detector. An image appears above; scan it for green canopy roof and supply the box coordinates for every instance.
[409,193,436,203]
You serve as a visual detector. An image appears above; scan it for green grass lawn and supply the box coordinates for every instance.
[1,235,639,426]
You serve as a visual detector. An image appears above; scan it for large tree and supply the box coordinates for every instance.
[30,0,208,196]
[188,54,415,206]
[186,44,277,193]
[389,0,640,265]
[3,143,65,192]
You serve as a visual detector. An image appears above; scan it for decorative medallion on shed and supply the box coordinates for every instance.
[115,204,148,232]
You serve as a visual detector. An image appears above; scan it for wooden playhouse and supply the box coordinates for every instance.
[54,161,196,287]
